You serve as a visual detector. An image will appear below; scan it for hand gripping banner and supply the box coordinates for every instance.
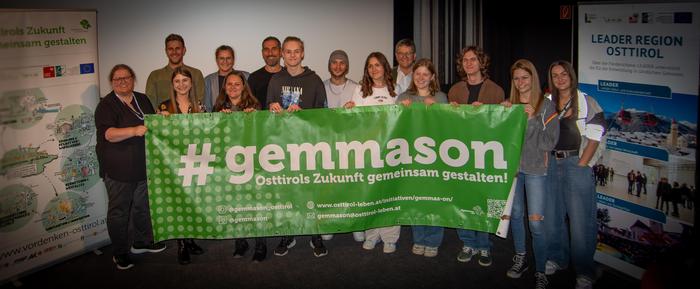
[145,104,526,242]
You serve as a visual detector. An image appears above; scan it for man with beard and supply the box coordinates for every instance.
[323,50,358,109]
[248,36,282,108]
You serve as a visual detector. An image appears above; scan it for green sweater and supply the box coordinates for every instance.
[145,64,205,110]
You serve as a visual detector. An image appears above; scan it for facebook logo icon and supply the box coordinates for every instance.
[80,63,95,74]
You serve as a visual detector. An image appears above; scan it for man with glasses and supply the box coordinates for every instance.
[145,33,205,110]
[392,38,416,95]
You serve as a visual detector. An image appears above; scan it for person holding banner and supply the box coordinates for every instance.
[397,58,448,257]
[95,64,166,270]
[544,60,606,289]
[397,58,448,106]
[501,59,559,288]
[267,36,329,258]
[344,52,399,254]
[158,67,206,265]
[211,70,267,262]
[447,46,504,267]
[321,49,362,243]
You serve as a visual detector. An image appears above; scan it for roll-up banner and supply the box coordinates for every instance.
[0,10,109,282]
[578,2,698,278]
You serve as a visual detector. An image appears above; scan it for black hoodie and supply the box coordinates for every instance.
[266,66,327,109]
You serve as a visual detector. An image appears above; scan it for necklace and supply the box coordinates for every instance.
[329,80,347,96]
[118,93,144,120]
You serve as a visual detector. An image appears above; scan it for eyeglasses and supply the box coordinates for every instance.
[112,76,133,83]
[396,52,414,57]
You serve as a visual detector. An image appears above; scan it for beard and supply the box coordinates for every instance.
[265,57,279,67]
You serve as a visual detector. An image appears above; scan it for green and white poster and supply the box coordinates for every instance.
[0,10,107,282]
[145,104,526,242]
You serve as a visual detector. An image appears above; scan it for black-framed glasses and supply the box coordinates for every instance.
[112,76,133,83]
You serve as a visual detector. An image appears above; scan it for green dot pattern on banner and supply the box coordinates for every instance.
[0,184,39,232]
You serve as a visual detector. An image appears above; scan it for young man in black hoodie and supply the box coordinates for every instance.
[267,36,327,112]
[267,36,328,257]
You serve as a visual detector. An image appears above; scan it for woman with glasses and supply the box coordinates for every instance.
[95,64,165,270]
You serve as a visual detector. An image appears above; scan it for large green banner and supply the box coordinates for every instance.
[145,104,526,242]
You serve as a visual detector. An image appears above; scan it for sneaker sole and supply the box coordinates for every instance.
[507,267,528,278]
[479,260,492,267]
[130,246,166,254]
[456,255,474,262]
[273,239,296,256]
[112,257,134,270]
[309,241,328,257]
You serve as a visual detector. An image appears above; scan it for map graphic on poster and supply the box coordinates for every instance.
[0,11,108,282]
[578,2,698,279]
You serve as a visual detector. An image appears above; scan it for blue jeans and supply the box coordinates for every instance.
[457,229,490,251]
[411,226,444,247]
[545,155,597,279]
[511,172,548,272]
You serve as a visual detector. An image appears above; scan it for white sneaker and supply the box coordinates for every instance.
[545,260,562,275]
[575,276,593,289]
[383,243,396,253]
[362,239,378,250]
[321,234,333,241]
[352,231,365,242]
[411,244,425,255]
[424,246,439,257]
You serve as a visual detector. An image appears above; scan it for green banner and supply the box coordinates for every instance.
[145,104,526,242]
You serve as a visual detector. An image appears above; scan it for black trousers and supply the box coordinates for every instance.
[104,176,154,255]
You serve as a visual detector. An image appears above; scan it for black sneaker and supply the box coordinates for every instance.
[130,242,167,254]
[252,242,267,262]
[177,240,191,265]
[535,272,549,289]
[184,239,204,255]
[310,235,328,257]
[273,237,296,256]
[478,249,492,267]
[233,239,249,258]
[506,253,529,278]
[112,254,134,270]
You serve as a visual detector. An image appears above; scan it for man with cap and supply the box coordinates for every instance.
[323,50,358,109]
